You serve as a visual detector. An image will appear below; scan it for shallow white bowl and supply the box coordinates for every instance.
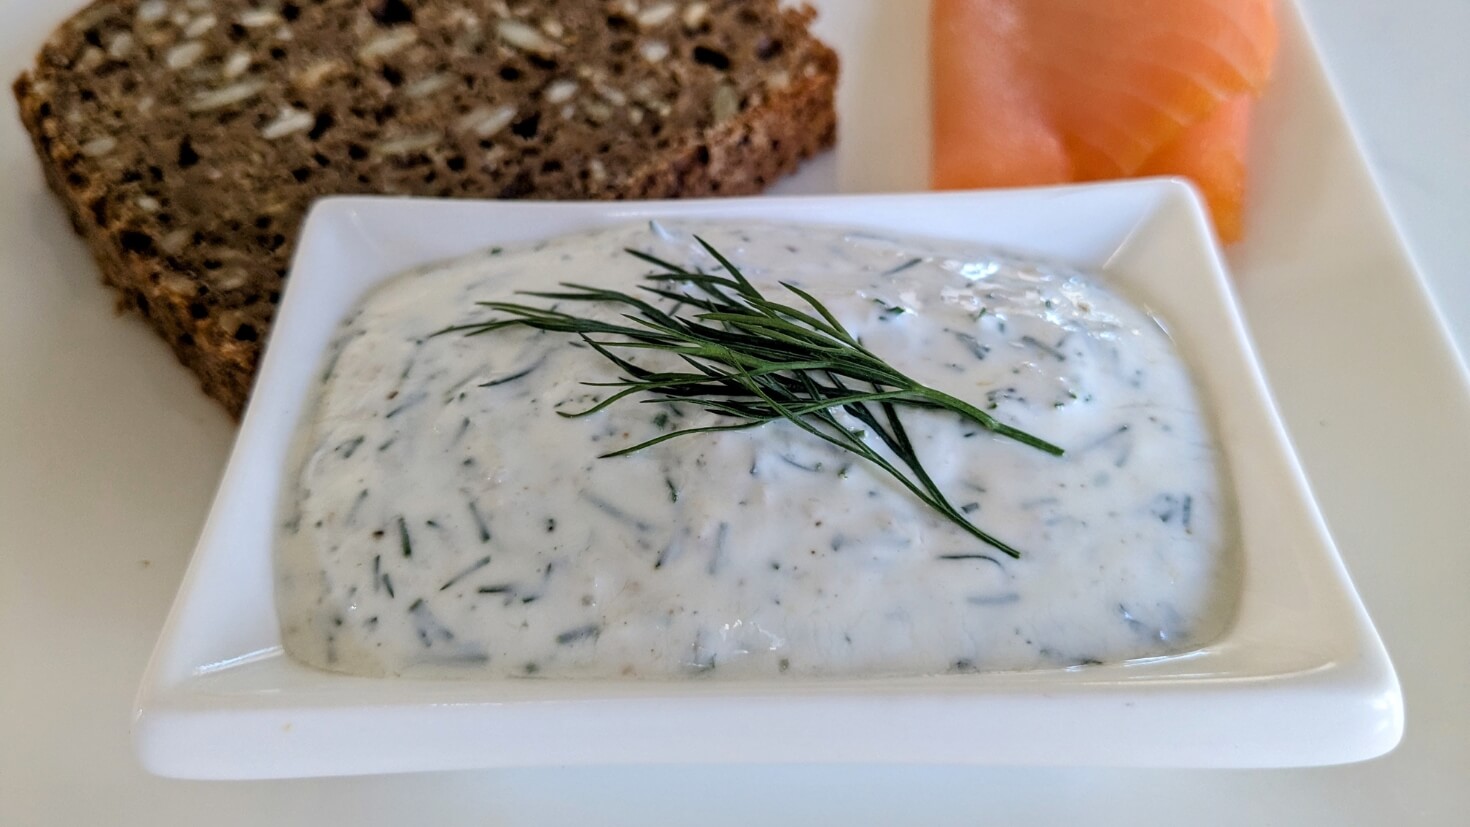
[132,183,1401,779]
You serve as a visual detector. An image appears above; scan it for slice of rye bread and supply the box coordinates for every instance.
[14,0,838,417]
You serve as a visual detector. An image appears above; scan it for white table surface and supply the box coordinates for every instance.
[2,1,1466,824]
[1299,0,1470,368]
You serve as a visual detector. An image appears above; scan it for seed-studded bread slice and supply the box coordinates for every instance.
[14,0,838,416]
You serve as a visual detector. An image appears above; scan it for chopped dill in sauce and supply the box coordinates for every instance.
[275,221,1234,680]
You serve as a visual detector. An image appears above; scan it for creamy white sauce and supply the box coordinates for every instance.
[276,221,1236,679]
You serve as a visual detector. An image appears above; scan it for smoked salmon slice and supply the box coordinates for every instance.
[932,0,1278,242]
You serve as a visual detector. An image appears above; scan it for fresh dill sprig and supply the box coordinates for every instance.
[443,237,1064,557]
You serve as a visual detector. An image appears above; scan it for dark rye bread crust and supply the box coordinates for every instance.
[15,0,838,416]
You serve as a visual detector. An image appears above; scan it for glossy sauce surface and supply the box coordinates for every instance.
[276,222,1235,679]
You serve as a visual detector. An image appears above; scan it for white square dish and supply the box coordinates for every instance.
[132,182,1402,779]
